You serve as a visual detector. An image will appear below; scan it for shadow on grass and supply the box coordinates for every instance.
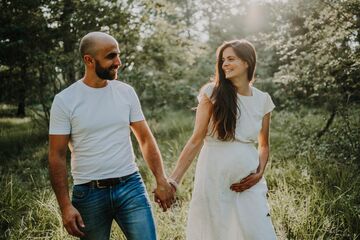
[0,118,48,168]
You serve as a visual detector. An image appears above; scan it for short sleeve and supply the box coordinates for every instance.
[49,95,71,134]
[197,83,215,103]
[263,93,275,115]
[129,87,145,123]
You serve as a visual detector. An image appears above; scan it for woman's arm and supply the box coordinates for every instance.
[169,95,213,185]
[230,112,272,192]
[257,112,271,175]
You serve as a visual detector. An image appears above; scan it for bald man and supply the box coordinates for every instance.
[48,32,175,240]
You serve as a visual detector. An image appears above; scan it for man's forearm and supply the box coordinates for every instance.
[139,138,167,183]
[49,155,71,212]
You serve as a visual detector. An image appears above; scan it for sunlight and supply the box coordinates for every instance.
[245,4,264,31]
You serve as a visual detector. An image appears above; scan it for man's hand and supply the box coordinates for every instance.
[153,179,176,212]
[230,172,262,192]
[61,204,85,237]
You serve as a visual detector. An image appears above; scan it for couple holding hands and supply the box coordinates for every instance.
[49,32,277,240]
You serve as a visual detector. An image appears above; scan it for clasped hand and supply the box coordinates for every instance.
[153,180,176,211]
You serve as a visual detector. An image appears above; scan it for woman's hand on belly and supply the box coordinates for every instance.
[229,172,262,192]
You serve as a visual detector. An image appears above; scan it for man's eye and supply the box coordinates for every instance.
[107,53,117,59]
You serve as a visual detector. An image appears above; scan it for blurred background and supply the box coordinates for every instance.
[0,0,359,239]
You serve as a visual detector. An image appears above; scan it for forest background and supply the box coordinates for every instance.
[0,0,359,239]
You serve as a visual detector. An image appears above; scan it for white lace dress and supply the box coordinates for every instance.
[186,83,277,240]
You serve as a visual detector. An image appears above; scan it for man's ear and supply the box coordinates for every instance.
[83,55,94,65]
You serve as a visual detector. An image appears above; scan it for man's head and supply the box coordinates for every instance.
[79,32,122,80]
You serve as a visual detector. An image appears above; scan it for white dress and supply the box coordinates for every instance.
[186,83,277,240]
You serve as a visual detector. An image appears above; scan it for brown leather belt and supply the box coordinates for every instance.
[78,172,136,188]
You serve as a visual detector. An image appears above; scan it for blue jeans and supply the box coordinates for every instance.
[71,172,157,240]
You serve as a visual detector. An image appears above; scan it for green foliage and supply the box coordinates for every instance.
[269,108,360,239]
[0,0,57,117]
[277,105,360,164]
[264,0,360,108]
[0,0,207,123]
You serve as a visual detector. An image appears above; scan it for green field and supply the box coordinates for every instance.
[1,109,359,240]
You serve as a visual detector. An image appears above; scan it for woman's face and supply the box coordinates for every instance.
[221,47,248,81]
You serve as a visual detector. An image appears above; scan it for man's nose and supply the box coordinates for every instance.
[114,56,122,67]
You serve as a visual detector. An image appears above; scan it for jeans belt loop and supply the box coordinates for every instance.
[96,180,108,189]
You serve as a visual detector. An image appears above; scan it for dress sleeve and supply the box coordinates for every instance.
[263,93,275,115]
[49,95,71,134]
[197,83,215,103]
[128,87,145,123]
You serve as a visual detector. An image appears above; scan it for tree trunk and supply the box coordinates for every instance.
[16,99,25,117]
[60,0,76,84]
[184,0,192,39]
[16,65,27,117]
[316,109,336,139]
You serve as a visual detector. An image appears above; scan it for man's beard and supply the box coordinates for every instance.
[95,60,117,80]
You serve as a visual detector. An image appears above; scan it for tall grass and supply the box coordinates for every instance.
[0,109,359,239]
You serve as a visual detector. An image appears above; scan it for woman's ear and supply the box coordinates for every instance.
[244,61,249,69]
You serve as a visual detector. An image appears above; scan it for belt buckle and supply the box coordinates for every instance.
[95,180,107,189]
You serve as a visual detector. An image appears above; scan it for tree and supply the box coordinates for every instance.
[269,1,359,105]
[0,0,56,117]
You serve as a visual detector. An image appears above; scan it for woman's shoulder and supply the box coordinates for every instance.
[251,86,276,114]
[200,82,216,96]
[198,82,216,102]
[251,86,271,99]
[201,82,215,91]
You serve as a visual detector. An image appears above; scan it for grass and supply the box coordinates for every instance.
[0,108,359,239]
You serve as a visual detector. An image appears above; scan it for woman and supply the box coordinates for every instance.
[169,40,277,239]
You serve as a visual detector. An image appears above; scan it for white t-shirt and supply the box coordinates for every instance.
[198,82,275,143]
[49,80,145,184]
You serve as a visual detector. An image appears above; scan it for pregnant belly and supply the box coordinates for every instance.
[199,141,259,187]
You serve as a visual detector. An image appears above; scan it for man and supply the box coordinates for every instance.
[48,32,175,240]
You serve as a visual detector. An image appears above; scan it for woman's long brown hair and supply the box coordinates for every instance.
[209,40,257,141]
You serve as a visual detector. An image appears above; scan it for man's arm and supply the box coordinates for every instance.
[48,135,85,237]
[130,120,175,211]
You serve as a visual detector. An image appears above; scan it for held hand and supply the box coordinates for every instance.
[61,204,85,237]
[153,180,176,212]
[230,172,262,192]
